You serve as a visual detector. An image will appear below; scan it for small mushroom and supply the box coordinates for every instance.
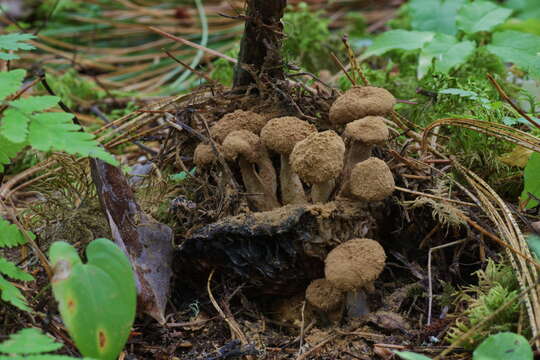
[342,116,389,181]
[260,117,317,205]
[193,143,218,167]
[222,130,279,211]
[329,86,396,126]
[290,130,345,203]
[347,157,395,202]
[325,238,386,317]
[305,278,344,323]
[210,110,267,144]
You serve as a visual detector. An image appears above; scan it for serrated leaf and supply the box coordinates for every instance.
[0,108,31,143]
[473,332,533,360]
[0,69,25,101]
[395,351,432,360]
[0,135,25,172]
[409,0,465,35]
[10,96,60,113]
[487,31,540,78]
[362,30,435,58]
[457,1,512,34]
[0,33,35,51]
[0,53,19,61]
[0,274,30,311]
[26,112,117,165]
[0,217,30,248]
[418,34,475,78]
[521,151,540,208]
[0,328,62,355]
[0,257,34,281]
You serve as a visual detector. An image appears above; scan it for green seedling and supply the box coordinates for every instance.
[49,238,136,360]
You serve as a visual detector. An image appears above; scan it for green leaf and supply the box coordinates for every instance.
[1,108,31,143]
[487,31,540,78]
[362,30,435,58]
[473,332,533,360]
[418,33,475,78]
[49,239,136,360]
[521,152,540,209]
[0,328,62,355]
[0,69,25,101]
[10,96,60,113]
[0,274,30,311]
[526,233,540,260]
[0,257,34,281]
[0,217,31,248]
[457,1,512,34]
[395,351,432,360]
[498,18,540,36]
[0,33,35,60]
[0,135,26,172]
[504,0,540,20]
[409,0,465,35]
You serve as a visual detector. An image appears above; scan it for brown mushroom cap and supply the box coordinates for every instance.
[349,157,395,202]
[193,143,217,167]
[290,130,345,184]
[222,129,261,163]
[260,116,317,154]
[210,110,266,143]
[305,279,344,311]
[325,238,386,291]
[329,86,396,125]
[343,116,389,145]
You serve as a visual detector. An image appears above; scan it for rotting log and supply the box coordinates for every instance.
[233,0,287,88]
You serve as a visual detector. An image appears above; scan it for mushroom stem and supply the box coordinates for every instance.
[254,150,280,210]
[280,154,306,205]
[342,142,371,183]
[238,158,269,211]
[311,179,335,203]
[345,288,370,319]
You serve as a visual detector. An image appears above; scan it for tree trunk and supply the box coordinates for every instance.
[233,0,287,88]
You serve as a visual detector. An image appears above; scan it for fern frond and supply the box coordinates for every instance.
[0,218,29,248]
[0,274,30,311]
[0,69,26,100]
[0,328,84,359]
[0,257,33,281]
[0,33,36,61]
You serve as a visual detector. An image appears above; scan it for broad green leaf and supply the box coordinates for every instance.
[0,108,31,143]
[362,30,435,58]
[0,328,62,355]
[409,0,465,35]
[49,239,136,360]
[521,151,540,208]
[457,1,512,34]
[526,233,540,260]
[499,18,540,36]
[0,257,34,281]
[395,351,432,360]
[505,0,540,20]
[0,69,25,101]
[0,33,35,60]
[0,274,30,311]
[417,34,475,78]
[487,31,540,78]
[473,332,533,360]
[0,135,25,172]
[0,53,19,61]
[10,96,60,113]
[0,217,30,248]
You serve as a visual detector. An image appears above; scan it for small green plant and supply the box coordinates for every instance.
[0,327,84,359]
[49,238,136,360]
[363,0,540,79]
[521,151,540,209]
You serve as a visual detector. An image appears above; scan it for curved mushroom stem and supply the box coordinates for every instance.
[280,154,306,205]
[238,158,268,211]
[254,150,280,210]
[311,179,335,203]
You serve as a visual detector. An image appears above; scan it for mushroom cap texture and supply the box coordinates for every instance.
[305,278,343,311]
[260,116,317,154]
[349,157,395,201]
[325,238,386,291]
[210,110,266,144]
[193,143,217,166]
[290,130,345,184]
[344,116,389,144]
[329,86,396,125]
[222,130,262,163]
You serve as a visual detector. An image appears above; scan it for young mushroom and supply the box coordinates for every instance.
[290,130,345,203]
[324,238,386,317]
[260,116,317,205]
[222,129,279,211]
[329,86,396,126]
[347,157,395,202]
[210,110,267,144]
[193,143,218,168]
[305,278,344,324]
[342,116,389,181]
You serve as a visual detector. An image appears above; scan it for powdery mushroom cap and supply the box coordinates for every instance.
[344,116,389,145]
[349,157,395,202]
[193,143,218,167]
[222,130,262,163]
[290,130,345,184]
[329,86,396,125]
[210,110,266,143]
[260,116,317,154]
[305,278,344,311]
[325,238,386,291]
